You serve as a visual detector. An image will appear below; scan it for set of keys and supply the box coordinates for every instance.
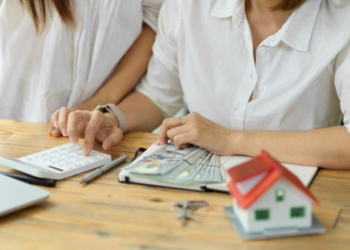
[172,200,209,225]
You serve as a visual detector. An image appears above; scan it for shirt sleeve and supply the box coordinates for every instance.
[335,39,350,133]
[142,0,164,32]
[136,0,184,118]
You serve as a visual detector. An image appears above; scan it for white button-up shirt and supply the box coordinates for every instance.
[137,0,350,133]
[0,0,163,123]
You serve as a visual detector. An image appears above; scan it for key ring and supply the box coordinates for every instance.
[172,200,209,210]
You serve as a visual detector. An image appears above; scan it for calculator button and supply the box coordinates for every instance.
[17,143,112,179]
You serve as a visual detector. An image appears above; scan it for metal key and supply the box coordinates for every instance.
[172,200,209,225]
[175,200,198,225]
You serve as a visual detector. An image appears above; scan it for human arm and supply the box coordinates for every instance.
[71,0,163,111]
[48,23,156,136]
[50,92,164,155]
[106,0,183,131]
[235,126,350,169]
[71,24,156,111]
[239,36,350,169]
[159,114,350,169]
[49,0,182,154]
[157,39,350,169]
[72,0,163,111]
[49,1,164,135]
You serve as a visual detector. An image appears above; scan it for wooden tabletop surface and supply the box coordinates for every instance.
[0,119,350,250]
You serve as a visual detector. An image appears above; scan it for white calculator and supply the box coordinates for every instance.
[0,143,111,180]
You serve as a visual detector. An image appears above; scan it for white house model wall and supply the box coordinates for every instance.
[233,179,312,233]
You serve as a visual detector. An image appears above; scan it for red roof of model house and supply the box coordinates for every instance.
[227,151,319,209]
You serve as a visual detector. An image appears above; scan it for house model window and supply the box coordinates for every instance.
[255,209,269,221]
[291,207,305,218]
[276,189,285,202]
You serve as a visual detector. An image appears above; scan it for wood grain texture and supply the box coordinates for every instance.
[0,119,350,250]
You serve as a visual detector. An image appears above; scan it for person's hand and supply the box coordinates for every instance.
[48,119,62,137]
[47,107,79,137]
[49,107,123,156]
[156,112,237,156]
[48,107,79,138]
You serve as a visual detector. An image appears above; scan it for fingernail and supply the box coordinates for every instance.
[54,120,58,128]
[107,138,112,149]
[103,139,112,150]
[83,148,90,156]
[61,128,67,137]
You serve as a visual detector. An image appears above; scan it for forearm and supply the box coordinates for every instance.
[72,24,156,111]
[234,126,350,169]
[117,92,164,132]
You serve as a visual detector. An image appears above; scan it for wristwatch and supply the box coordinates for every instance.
[93,103,127,133]
[94,103,108,113]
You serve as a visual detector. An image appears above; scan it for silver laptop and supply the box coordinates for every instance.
[0,174,49,217]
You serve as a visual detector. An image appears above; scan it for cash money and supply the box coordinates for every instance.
[127,143,198,175]
[126,143,225,185]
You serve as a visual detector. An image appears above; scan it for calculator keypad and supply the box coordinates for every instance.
[19,143,111,173]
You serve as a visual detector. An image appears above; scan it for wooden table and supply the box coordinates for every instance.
[0,119,350,250]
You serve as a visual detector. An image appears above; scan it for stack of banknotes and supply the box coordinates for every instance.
[124,143,227,185]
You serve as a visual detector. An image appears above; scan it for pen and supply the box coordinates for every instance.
[79,155,127,185]
[0,172,56,187]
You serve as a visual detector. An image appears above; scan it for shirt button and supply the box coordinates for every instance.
[257,86,265,92]
[259,47,266,55]
[251,74,256,82]
[236,110,242,116]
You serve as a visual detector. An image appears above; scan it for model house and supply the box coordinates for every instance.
[226,151,319,234]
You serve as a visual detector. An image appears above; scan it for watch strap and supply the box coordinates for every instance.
[104,104,127,133]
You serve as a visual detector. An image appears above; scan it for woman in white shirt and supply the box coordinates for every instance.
[0,0,163,125]
[50,0,350,169]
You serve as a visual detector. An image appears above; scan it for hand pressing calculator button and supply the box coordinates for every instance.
[0,143,112,180]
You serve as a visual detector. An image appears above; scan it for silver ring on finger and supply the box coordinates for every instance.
[177,116,182,126]
[76,110,86,124]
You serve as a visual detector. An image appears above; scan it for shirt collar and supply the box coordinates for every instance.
[281,0,321,52]
[330,0,350,5]
[210,0,244,22]
[210,0,322,52]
